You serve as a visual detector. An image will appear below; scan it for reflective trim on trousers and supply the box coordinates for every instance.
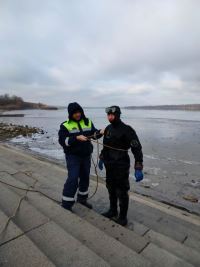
[62,196,75,201]
[78,190,89,195]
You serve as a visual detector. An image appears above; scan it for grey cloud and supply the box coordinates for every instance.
[0,0,200,106]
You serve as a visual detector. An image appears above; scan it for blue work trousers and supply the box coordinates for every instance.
[62,154,91,209]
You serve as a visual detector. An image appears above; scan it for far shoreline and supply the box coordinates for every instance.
[124,104,200,111]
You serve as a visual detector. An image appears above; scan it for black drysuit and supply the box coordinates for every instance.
[101,119,143,218]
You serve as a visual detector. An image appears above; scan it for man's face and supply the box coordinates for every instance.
[72,111,81,121]
[107,113,115,123]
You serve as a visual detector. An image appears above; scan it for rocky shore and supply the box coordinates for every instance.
[0,122,44,141]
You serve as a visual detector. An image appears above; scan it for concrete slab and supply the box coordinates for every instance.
[184,236,200,252]
[85,183,188,243]
[0,209,22,245]
[145,229,200,266]
[73,203,149,253]
[22,192,151,267]
[27,221,110,267]
[3,171,150,267]
[0,181,49,232]
[141,243,193,267]
[1,144,200,266]
[0,234,55,267]
[128,207,187,242]
[0,160,18,175]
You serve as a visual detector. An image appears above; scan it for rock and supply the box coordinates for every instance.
[0,123,43,141]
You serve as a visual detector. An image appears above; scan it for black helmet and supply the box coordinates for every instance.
[105,105,121,115]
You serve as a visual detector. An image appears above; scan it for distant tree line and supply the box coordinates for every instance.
[0,94,24,106]
[0,93,57,110]
[125,104,200,111]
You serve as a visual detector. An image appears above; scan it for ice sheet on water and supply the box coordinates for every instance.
[30,147,64,160]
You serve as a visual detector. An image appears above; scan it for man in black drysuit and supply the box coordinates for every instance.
[99,106,143,226]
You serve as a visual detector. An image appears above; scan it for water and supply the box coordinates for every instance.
[1,108,200,213]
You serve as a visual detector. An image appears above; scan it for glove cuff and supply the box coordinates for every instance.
[135,162,143,170]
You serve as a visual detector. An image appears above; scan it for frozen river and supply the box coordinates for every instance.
[1,108,200,214]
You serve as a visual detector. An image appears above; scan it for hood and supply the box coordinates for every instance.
[67,102,86,121]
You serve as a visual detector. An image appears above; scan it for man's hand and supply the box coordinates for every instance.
[76,135,88,141]
[100,129,105,135]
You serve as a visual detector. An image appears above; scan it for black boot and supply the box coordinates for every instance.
[117,190,129,226]
[102,190,118,218]
[116,216,128,226]
[102,209,118,218]
[61,202,73,212]
[77,199,93,209]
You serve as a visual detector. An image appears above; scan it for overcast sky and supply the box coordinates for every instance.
[0,0,199,106]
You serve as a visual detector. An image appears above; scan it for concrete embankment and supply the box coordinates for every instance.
[0,143,200,266]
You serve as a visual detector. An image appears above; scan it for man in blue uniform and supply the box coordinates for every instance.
[58,102,103,211]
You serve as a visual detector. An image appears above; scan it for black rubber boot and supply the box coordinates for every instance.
[116,216,128,226]
[61,203,73,212]
[77,199,93,209]
[102,189,118,218]
[101,209,118,218]
[117,190,129,226]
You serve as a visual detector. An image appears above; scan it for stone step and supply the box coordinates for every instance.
[2,152,199,255]
[0,235,56,267]
[130,201,200,239]
[0,181,110,267]
[2,172,151,267]
[73,203,149,253]
[26,221,109,267]
[83,181,200,247]
[1,144,199,263]
[0,152,64,200]
[183,236,200,252]
[0,209,22,245]
[0,210,55,267]
[10,168,195,267]
[0,146,66,184]
[141,243,194,267]
[74,204,200,267]
[144,230,200,267]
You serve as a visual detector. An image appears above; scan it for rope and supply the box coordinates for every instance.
[0,177,38,235]
[87,139,100,200]
[0,179,61,203]
[87,134,128,152]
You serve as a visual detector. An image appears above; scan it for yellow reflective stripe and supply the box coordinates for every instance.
[63,120,78,131]
[63,119,92,132]
[80,119,92,129]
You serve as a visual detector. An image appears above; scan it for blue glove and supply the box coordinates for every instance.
[98,159,104,171]
[135,170,144,182]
